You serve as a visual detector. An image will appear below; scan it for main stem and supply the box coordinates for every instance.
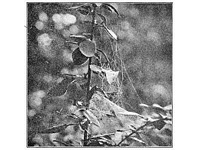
[84,4,96,146]
[86,4,96,107]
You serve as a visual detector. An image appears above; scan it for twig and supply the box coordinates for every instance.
[97,48,111,67]
[86,3,96,107]
[117,117,172,146]
[53,140,73,146]
[90,133,115,139]
[84,3,97,146]
[37,124,76,134]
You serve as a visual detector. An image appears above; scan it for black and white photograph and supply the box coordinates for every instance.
[27,2,172,147]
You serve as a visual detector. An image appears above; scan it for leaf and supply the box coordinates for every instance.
[139,103,150,108]
[131,137,146,144]
[152,119,166,130]
[103,25,118,40]
[102,68,119,84]
[90,65,102,73]
[101,3,120,17]
[47,77,74,97]
[152,104,166,114]
[69,34,87,43]
[83,109,100,127]
[152,104,165,110]
[164,104,172,111]
[79,39,96,57]
[72,47,89,65]
[117,111,144,118]
[97,13,107,25]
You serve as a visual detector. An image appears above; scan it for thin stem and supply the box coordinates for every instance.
[97,49,111,67]
[84,3,97,146]
[117,117,172,146]
[86,4,96,107]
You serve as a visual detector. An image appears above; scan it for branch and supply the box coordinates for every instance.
[86,4,96,107]
[97,48,111,67]
[117,117,172,146]
[84,3,97,146]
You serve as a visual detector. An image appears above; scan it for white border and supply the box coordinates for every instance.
[1,0,200,150]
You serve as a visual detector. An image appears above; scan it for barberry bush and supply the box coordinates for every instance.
[28,2,172,147]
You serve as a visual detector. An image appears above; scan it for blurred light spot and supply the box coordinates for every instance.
[39,11,48,22]
[43,74,53,83]
[33,134,43,145]
[37,33,52,47]
[37,33,55,58]
[143,58,156,79]
[69,24,79,34]
[62,29,71,38]
[52,13,62,23]
[29,90,46,109]
[35,20,44,30]
[129,7,139,18]
[62,13,76,26]
[121,21,131,31]
[118,4,128,16]
[28,109,36,117]
[36,90,46,98]
[126,28,140,45]
[54,22,64,30]
[147,29,161,46]
[139,16,154,30]
[63,50,73,63]
[151,84,170,101]
[117,30,126,39]
[118,42,133,58]
[155,61,172,80]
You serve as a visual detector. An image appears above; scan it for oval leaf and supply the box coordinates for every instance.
[79,39,96,57]
[69,34,87,43]
[101,3,120,17]
[72,47,88,65]
[103,25,118,40]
